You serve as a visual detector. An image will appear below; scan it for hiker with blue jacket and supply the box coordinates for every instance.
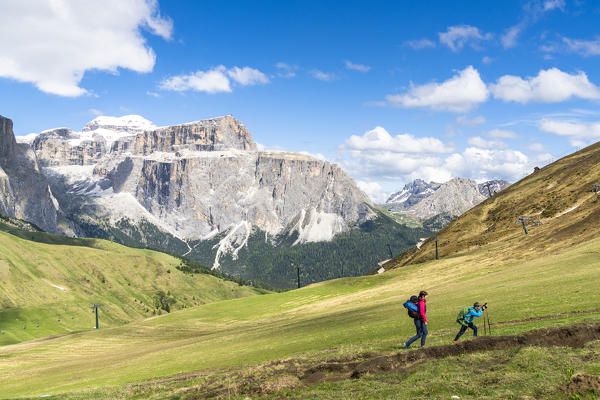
[453,302,487,343]
[403,290,428,348]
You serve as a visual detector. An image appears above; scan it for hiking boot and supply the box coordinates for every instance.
[403,342,409,349]
[453,340,458,344]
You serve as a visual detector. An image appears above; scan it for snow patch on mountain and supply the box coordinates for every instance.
[291,208,347,245]
[15,133,39,144]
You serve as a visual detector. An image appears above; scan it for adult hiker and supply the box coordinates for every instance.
[403,290,428,348]
[453,302,487,343]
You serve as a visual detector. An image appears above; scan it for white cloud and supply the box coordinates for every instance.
[341,127,453,154]
[502,0,565,49]
[310,70,337,81]
[468,136,508,149]
[275,62,298,78]
[528,142,546,152]
[338,126,531,188]
[227,67,269,85]
[356,181,389,204]
[405,39,436,50]
[490,68,600,103]
[562,37,600,57]
[146,90,161,98]
[487,129,518,139]
[386,66,489,112]
[0,0,172,96]
[543,0,565,11]
[344,60,371,72]
[88,108,103,116]
[160,66,231,93]
[160,65,269,93]
[501,24,524,49]
[538,118,600,146]
[482,56,493,64]
[456,115,486,126]
[438,25,492,52]
[455,147,529,180]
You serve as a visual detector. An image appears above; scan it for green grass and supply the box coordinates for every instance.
[272,342,600,400]
[1,231,599,398]
[0,229,263,346]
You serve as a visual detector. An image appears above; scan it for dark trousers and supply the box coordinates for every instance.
[406,318,428,347]
[455,322,477,341]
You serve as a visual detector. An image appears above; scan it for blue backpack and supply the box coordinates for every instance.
[403,295,420,319]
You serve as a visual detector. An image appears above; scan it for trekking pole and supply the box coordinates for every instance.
[486,310,492,335]
[483,313,487,335]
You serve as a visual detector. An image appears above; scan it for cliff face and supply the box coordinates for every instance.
[0,115,59,233]
[134,116,256,155]
[28,115,374,268]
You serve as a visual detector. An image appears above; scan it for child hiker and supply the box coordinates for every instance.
[403,290,428,348]
[453,302,487,343]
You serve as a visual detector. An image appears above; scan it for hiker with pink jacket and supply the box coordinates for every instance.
[403,290,428,348]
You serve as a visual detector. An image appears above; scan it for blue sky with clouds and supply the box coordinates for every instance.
[1,0,600,202]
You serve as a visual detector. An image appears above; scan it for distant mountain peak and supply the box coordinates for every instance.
[83,114,157,134]
[384,177,510,221]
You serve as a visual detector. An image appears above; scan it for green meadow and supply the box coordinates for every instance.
[1,229,599,399]
[0,228,263,347]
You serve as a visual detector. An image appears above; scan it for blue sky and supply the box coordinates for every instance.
[2,0,600,202]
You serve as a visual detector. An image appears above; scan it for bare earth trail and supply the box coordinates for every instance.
[127,320,600,399]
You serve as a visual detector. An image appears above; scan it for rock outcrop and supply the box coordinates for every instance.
[0,115,59,232]
[27,114,375,268]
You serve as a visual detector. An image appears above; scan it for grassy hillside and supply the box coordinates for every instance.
[0,224,264,346]
[1,229,598,398]
[385,140,600,270]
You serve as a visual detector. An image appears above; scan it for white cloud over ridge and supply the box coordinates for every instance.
[539,118,600,146]
[160,66,268,93]
[338,126,531,192]
[386,66,489,112]
[438,25,492,52]
[490,68,600,103]
[0,0,172,96]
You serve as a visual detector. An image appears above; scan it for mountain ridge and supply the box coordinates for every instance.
[383,177,510,222]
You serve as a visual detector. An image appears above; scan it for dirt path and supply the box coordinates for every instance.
[151,323,600,399]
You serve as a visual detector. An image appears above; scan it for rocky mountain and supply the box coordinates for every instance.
[383,177,510,222]
[28,115,374,252]
[0,115,60,233]
[3,114,427,288]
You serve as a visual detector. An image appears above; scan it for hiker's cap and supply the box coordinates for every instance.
[473,302,481,308]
